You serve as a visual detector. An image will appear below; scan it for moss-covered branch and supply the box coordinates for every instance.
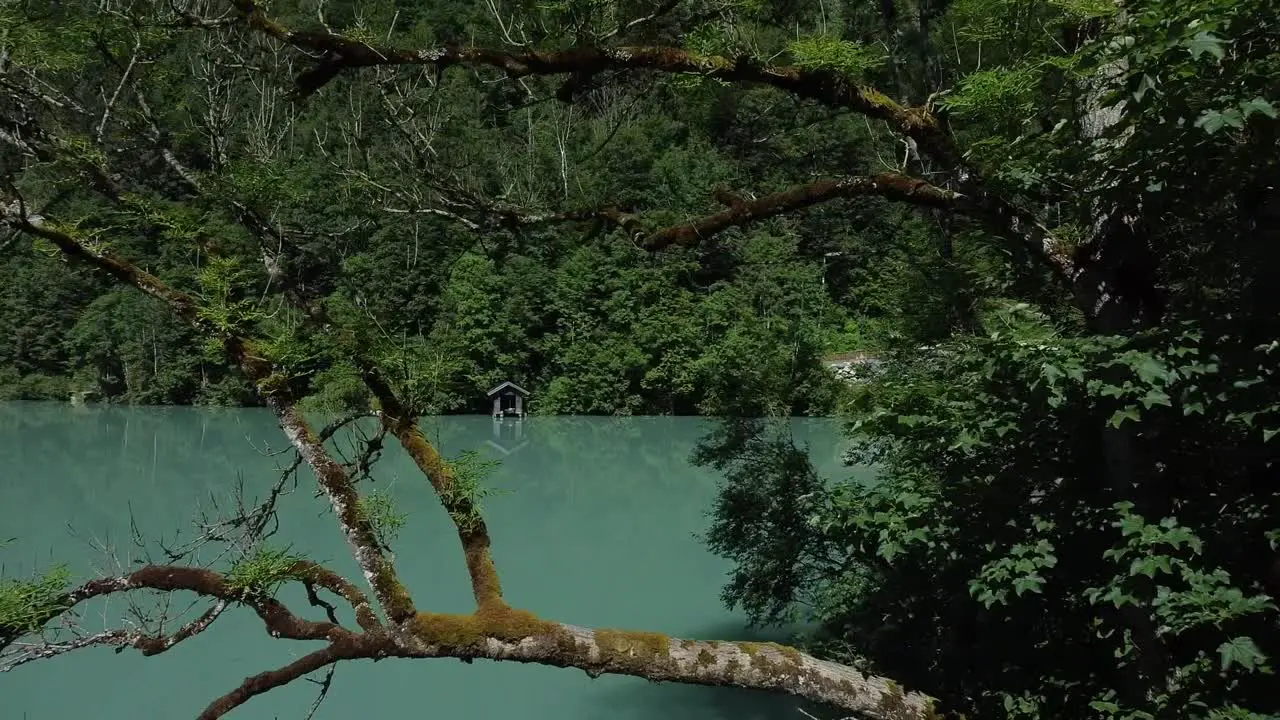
[1,564,342,652]
[356,363,507,610]
[228,0,958,169]
[0,200,415,624]
[394,610,942,720]
[224,0,1077,280]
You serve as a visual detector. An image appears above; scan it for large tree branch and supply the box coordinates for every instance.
[227,0,960,169]
[0,199,416,625]
[2,564,344,655]
[472,173,1072,285]
[641,173,961,250]
[6,563,942,719]
[390,614,938,720]
[224,0,1076,279]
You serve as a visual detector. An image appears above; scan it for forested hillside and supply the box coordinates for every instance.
[0,0,984,416]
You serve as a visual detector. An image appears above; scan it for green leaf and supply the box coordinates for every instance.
[787,35,886,76]
[1109,406,1142,428]
[1140,388,1172,409]
[1013,574,1045,596]
[1240,97,1279,119]
[1218,636,1266,672]
[1195,109,1245,134]
[1185,31,1226,61]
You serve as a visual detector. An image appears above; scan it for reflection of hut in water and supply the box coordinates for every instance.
[487,381,528,419]
[487,416,528,456]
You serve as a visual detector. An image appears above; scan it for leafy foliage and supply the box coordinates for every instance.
[787,35,886,76]
[0,564,72,642]
[356,491,409,548]
[443,450,505,531]
[698,0,1280,716]
[705,317,1280,717]
[225,547,305,599]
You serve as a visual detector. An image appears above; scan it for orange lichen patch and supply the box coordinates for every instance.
[409,605,556,649]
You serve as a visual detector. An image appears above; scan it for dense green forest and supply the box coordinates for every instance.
[3,0,1279,719]
[0,0,965,416]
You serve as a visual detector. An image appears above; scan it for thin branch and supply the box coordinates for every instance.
[197,642,366,720]
[598,0,682,41]
[303,581,340,624]
[95,34,143,145]
[302,665,338,720]
[0,564,338,658]
[1,631,136,671]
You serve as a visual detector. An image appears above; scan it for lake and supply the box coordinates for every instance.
[0,403,855,719]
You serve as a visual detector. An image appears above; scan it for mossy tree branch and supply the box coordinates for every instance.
[0,198,415,625]
[639,173,962,251]
[395,619,941,720]
[419,174,962,253]
[3,558,943,720]
[227,0,959,170]
[356,361,508,610]
[1,564,348,652]
[224,0,1080,284]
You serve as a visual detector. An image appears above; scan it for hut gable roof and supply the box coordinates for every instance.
[486,381,529,397]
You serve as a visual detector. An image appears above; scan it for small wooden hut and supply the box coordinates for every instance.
[487,381,529,419]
